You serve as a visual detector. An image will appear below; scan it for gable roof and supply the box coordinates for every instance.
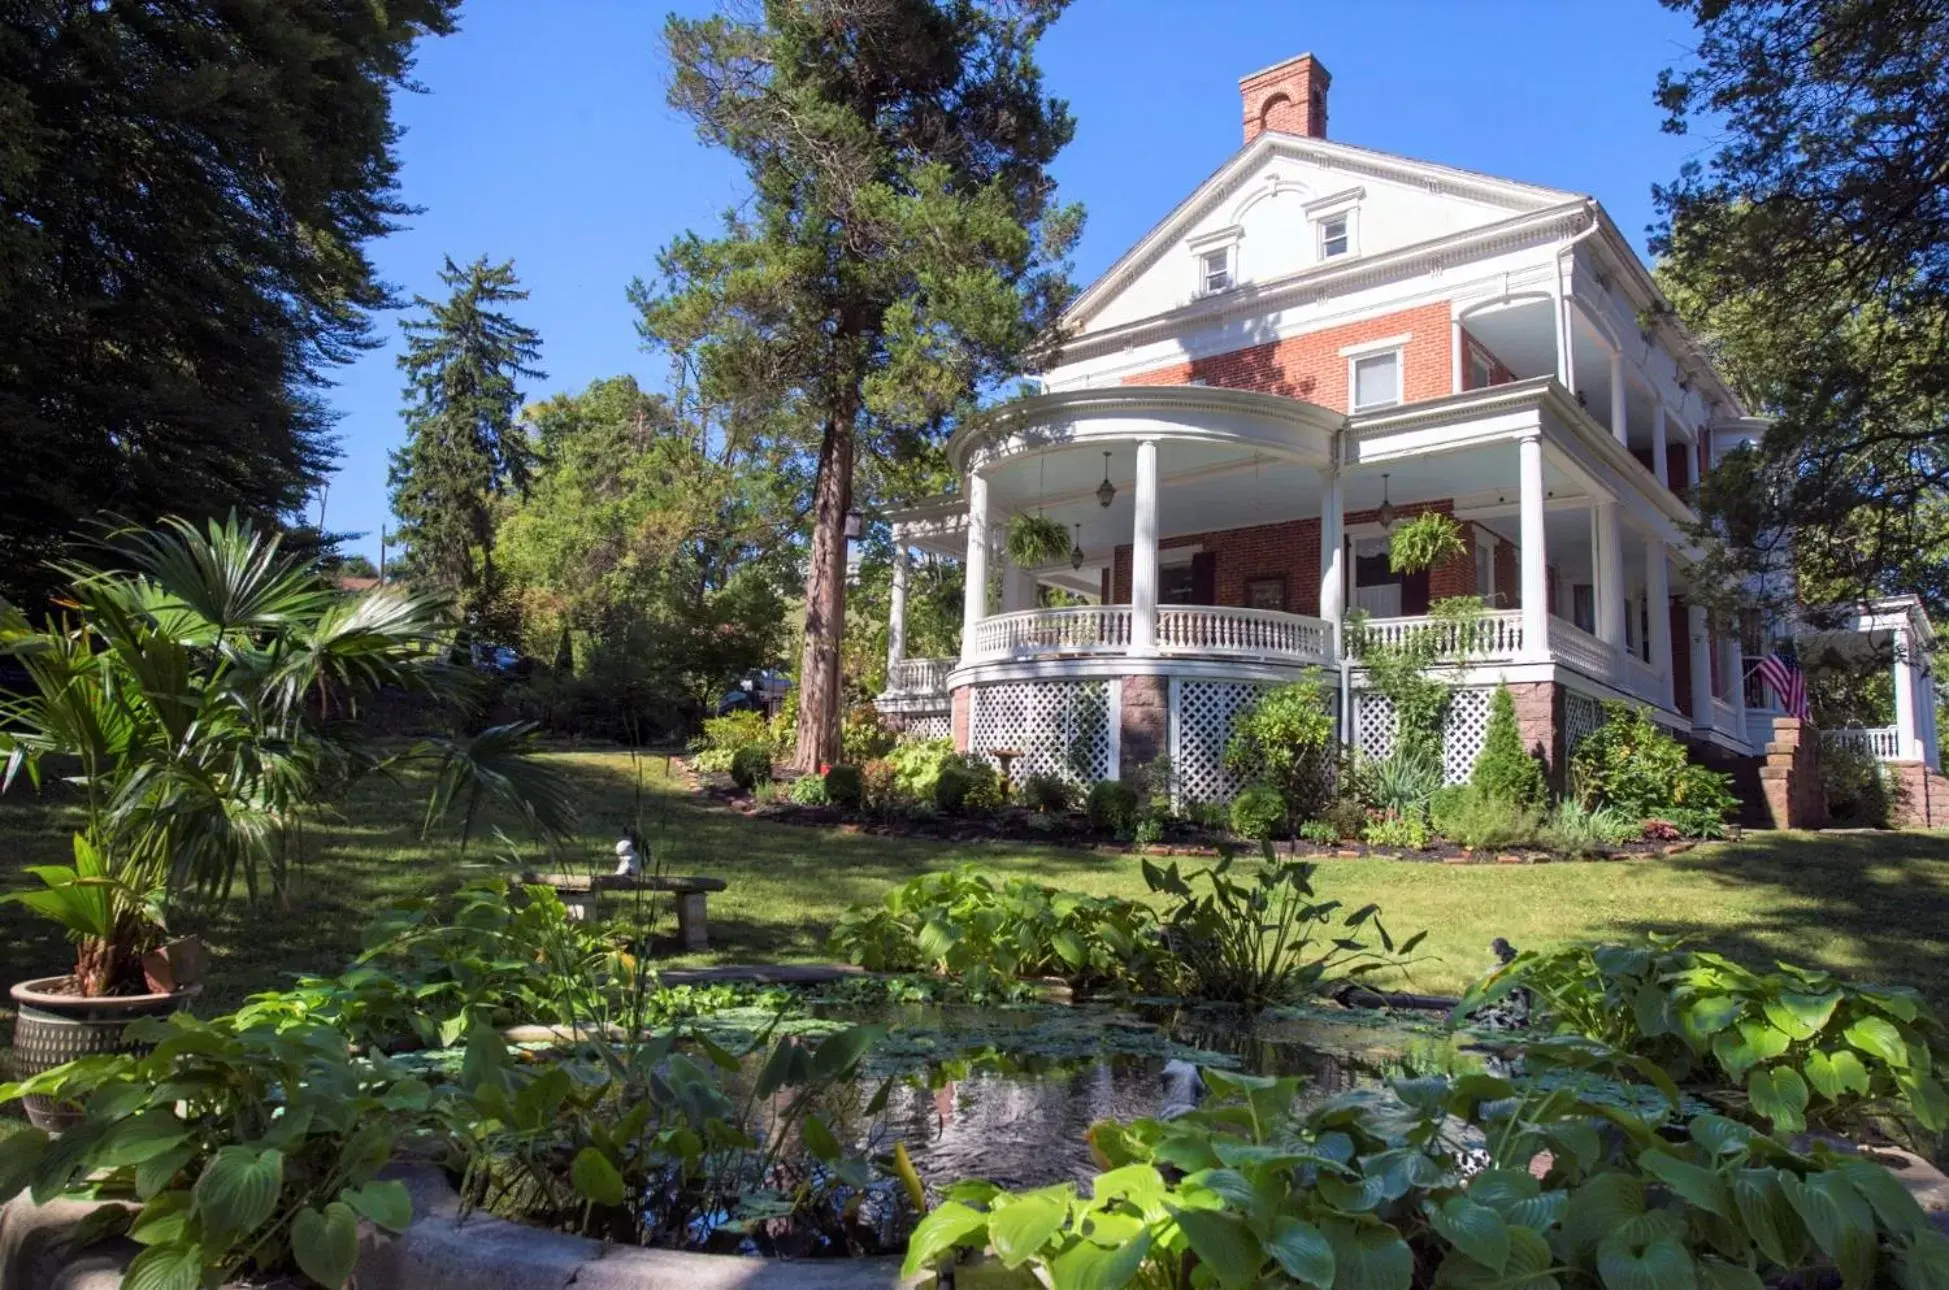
[1063,130,1585,332]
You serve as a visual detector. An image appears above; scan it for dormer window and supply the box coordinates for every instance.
[1319,214,1350,259]
[1201,248,1234,294]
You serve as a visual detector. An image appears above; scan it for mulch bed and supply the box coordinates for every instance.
[689,769,1697,865]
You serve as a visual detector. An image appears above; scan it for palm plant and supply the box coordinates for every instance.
[0,514,575,996]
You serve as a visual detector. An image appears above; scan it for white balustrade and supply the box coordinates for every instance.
[886,657,953,695]
[1621,653,1663,706]
[1710,696,1738,734]
[968,606,1133,661]
[1548,619,1621,683]
[1358,611,1525,663]
[1822,726,1903,761]
[1156,606,1332,664]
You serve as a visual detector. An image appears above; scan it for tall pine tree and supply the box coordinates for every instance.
[0,0,458,605]
[638,0,1081,769]
[389,256,543,629]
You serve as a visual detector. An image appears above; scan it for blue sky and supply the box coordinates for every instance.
[324,0,1710,566]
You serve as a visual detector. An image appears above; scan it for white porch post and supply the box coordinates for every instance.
[1518,432,1550,661]
[1652,402,1669,488]
[1001,559,1036,614]
[1609,351,1628,447]
[1319,465,1345,654]
[1686,429,1702,491]
[1131,439,1160,654]
[1894,626,1923,761]
[1594,501,1625,650]
[959,471,990,664]
[887,542,909,671]
[1722,622,1747,735]
[1688,601,1713,729]
[1645,537,1674,707]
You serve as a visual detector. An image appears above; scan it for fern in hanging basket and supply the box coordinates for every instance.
[1006,512,1072,567]
[1387,511,1467,574]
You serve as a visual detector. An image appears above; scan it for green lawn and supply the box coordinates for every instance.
[4,749,1949,1026]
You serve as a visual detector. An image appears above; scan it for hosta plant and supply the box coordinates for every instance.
[904,1056,1949,1289]
[1454,938,1949,1140]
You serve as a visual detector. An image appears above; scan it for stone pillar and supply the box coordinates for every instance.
[887,542,909,672]
[959,472,989,664]
[1318,465,1345,655]
[1518,433,1550,661]
[1594,502,1624,649]
[1609,350,1627,447]
[1895,626,1923,762]
[1652,401,1669,488]
[950,685,972,752]
[1758,716,1826,829]
[1645,537,1674,708]
[1688,601,1713,730]
[1118,675,1168,770]
[1131,439,1159,654]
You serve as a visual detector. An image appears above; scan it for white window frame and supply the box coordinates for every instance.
[1199,247,1234,295]
[1187,227,1243,298]
[1305,188,1362,263]
[1340,333,1410,414]
[1318,213,1352,260]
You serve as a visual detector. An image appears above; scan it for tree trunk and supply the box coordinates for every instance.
[793,410,856,771]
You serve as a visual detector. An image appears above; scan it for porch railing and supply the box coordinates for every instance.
[968,605,1132,661]
[1157,606,1331,664]
[1822,725,1903,761]
[1357,610,1525,663]
[885,657,953,695]
[1547,620,1618,683]
[1710,696,1738,734]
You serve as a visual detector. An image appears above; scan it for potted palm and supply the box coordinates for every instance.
[1,516,574,1128]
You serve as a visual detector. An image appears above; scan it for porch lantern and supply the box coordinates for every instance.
[1096,451,1116,508]
[1376,473,1398,530]
[843,506,864,540]
[1069,523,1085,570]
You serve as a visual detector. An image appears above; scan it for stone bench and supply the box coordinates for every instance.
[520,872,728,949]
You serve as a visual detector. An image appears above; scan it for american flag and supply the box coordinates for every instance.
[1757,641,1811,720]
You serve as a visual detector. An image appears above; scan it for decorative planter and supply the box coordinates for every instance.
[8,976,200,1131]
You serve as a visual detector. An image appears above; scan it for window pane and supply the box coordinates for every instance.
[1321,216,1349,257]
[1353,352,1400,409]
[1202,250,1230,291]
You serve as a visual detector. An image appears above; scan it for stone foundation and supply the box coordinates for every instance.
[949,686,971,752]
[1118,675,1169,768]
[1889,762,1949,829]
[1505,680,1563,787]
[1755,717,1825,830]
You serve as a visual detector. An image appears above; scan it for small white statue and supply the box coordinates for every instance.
[613,837,640,876]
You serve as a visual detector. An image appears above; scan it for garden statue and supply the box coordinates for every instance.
[613,837,640,876]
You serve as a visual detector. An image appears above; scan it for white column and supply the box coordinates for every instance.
[1130,439,1159,654]
[1319,466,1345,653]
[959,472,990,663]
[1723,622,1747,735]
[1451,316,1466,393]
[1652,402,1669,488]
[1686,429,1702,490]
[1895,627,1922,761]
[1688,602,1713,728]
[1609,350,1628,446]
[1645,537,1674,707]
[1001,559,1035,614]
[1554,279,1574,393]
[1518,432,1550,661]
[887,543,910,671]
[1594,502,1625,649]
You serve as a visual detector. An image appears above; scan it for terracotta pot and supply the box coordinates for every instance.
[8,976,200,1132]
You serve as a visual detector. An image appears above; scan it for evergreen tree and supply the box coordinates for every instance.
[1470,685,1547,809]
[388,257,544,628]
[637,0,1082,768]
[0,0,458,605]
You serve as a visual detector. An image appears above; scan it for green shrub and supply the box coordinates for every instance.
[694,710,769,763]
[1541,797,1638,857]
[1086,779,1140,837]
[1362,811,1431,849]
[1320,795,1367,840]
[887,737,954,800]
[1295,818,1340,846]
[729,744,772,791]
[1223,672,1337,825]
[1470,683,1547,808]
[823,763,864,810]
[1228,783,1287,840]
[788,771,830,805]
[840,704,897,763]
[1019,772,1073,813]
[1569,701,1739,832]
[1363,747,1444,817]
[1823,742,1895,827]
[934,754,1002,815]
[1456,939,1949,1139]
[1429,783,1543,849]
[858,758,899,814]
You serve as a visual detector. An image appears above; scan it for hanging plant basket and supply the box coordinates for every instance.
[1387,511,1467,575]
[1006,512,1072,568]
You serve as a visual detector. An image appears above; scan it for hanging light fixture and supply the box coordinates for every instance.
[1096,451,1116,508]
[1069,523,1085,570]
[1377,473,1398,530]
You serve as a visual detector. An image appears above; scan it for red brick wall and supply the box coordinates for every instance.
[1106,500,1476,609]
[1459,328,1515,389]
[1122,302,1453,410]
[1492,539,1518,610]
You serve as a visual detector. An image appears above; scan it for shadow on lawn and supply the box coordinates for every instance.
[1612,829,1949,1005]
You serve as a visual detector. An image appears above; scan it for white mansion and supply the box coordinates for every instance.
[877,53,1943,821]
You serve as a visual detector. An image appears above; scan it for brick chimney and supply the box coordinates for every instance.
[1240,53,1330,144]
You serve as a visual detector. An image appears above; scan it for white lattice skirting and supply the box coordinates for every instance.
[1353,685,1495,784]
[1563,689,1606,752]
[969,680,1115,785]
[897,713,952,744]
[1169,679,1271,808]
